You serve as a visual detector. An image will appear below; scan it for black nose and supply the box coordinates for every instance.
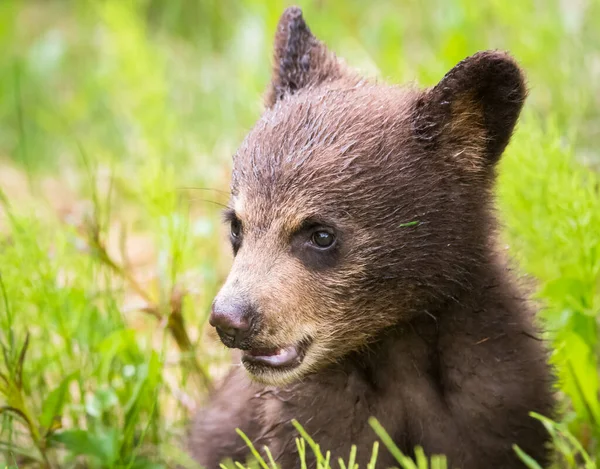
[209,300,254,348]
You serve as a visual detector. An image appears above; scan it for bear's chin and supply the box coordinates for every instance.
[242,360,309,386]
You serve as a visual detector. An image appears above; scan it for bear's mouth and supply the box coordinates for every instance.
[241,338,311,371]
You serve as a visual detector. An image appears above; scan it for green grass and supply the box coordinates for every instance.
[0,0,599,467]
[224,420,447,469]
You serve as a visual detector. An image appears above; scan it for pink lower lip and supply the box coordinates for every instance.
[243,345,300,368]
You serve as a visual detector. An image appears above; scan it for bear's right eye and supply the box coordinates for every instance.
[223,208,243,255]
[230,218,242,239]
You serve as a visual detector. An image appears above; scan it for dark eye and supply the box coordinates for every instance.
[230,218,242,239]
[311,230,335,249]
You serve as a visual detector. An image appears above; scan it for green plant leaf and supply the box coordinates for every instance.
[52,429,106,461]
[52,428,119,464]
[399,221,420,228]
[40,371,78,433]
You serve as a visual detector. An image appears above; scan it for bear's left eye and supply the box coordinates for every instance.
[311,230,335,249]
[292,222,340,269]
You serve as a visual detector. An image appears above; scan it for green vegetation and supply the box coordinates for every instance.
[0,0,599,467]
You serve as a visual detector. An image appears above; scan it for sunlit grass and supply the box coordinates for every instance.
[499,114,600,461]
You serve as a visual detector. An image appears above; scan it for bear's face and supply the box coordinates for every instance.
[210,7,526,386]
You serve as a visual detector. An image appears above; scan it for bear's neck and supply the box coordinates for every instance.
[335,251,515,385]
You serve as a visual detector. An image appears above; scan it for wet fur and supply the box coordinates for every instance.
[189,6,554,469]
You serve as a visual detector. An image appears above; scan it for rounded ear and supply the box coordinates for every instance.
[413,51,527,165]
[265,7,348,108]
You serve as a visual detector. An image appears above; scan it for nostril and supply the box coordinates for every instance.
[216,323,235,335]
[214,326,237,349]
[209,311,251,332]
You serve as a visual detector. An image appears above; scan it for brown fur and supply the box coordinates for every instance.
[189,6,554,469]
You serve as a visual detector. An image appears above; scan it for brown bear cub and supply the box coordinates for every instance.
[189,6,554,469]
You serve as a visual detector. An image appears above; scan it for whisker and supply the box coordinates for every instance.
[185,198,229,209]
[178,186,230,195]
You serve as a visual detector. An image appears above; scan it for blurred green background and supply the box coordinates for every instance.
[0,0,599,467]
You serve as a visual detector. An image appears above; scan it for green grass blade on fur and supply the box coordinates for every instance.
[263,445,279,469]
[292,419,326,462]
[368,417,417,468]
[512,445,544,469]
[322,450,331,469]
[430,455,447,469]
[235,428,270,469]
[339,446,358,469]
[347,444,357,469]
[367,441,379,469]
[413,447,428,468]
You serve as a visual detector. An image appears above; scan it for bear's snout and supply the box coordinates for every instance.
[209,297,257,349]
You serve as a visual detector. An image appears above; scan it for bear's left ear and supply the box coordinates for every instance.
[413,51,527,165]
[265,7,348,108]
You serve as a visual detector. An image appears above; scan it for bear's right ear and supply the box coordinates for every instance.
[265,7,347,108]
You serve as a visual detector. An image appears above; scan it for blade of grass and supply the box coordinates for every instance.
[236,428,270,469]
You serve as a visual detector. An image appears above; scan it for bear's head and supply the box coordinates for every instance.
[210,7,526,386]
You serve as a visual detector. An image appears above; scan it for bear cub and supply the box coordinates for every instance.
[189,7,554,469]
